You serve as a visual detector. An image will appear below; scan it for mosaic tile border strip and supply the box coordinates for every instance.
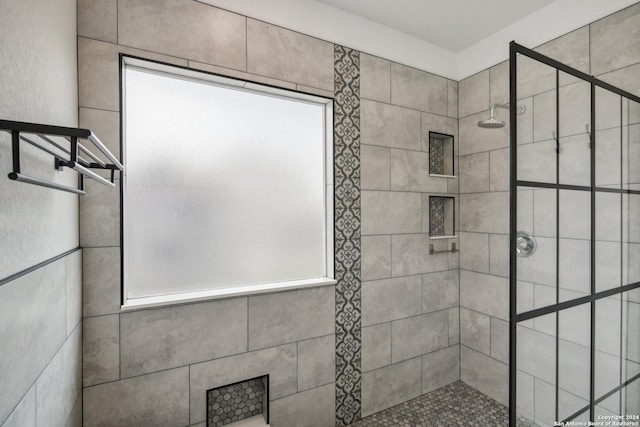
[334,44,362,427]
[206,376,268,427]
[348,381,538,427]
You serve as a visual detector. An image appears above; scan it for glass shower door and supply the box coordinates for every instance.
[509,42,640,427]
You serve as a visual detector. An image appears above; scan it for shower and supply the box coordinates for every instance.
[477,103,526,128]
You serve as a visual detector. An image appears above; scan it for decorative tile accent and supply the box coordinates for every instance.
[429,137,445,175]
[334,44,362,426]
[349,381,537,427]
[207,376,268,427]
[430,197,446,236]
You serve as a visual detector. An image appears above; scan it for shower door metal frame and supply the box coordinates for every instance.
[509,41,640,426]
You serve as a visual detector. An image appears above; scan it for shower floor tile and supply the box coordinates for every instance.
[349,381,537,427]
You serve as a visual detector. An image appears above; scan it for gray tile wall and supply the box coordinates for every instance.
[78,1,462,425]
[458,3,640,421]
[0,252,83,427]
[359,39,460,418]
[79,1,339,425]
[77,1,640,425]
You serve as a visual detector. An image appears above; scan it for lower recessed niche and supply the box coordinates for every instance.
[207,375,269,427]
[429,196,455,239]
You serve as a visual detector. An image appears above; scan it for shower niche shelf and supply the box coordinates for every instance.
[428,131,455,178]
[0,119,123,195]
[429,196,455,239]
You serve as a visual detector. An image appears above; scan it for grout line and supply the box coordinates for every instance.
[118,312,122,381]
[363,307,453,330]
[246,298,249,351]
[245,18,248,73]
[296,341,299,393]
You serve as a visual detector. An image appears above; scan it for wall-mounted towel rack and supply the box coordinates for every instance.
[0,119,123,195]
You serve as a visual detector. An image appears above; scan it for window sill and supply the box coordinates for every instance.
[121,277,337,312]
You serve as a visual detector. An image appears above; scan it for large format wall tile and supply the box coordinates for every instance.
[360,53,391,103]
[362,358,422,417]
[422,270,459,313]
[120,298,247,377]
[461,346,508,406]
[362,323,391,372]
[65,250,82,335]
[361,235,391,281]
[83,367,189,427]
[599,63,640,98]
[422,345,460,394]
[459,152,489,194]
[459,110,509,156]
[0,260,66,424]
[591,3,640,75]
[79,179,120,248]
[361,191,421,235]
[460,270,509,320]
[421,112,459,149]
[390,149,448,193]
[187,60,297,90]
[491,317,509,364]
[78,0,117,43]
[248,286,334,350]
[537,26,590,79]
[390,63,448,115]
[361,99,422,150]
[459,232,490,273]
[361,276,421,326]
[391,234,450,276]
[270,383,335,427]
[361,145,390,191]
[391,310,449,363]
[459,70,489,118]
[517,325,556,385]
[35,326,81,427]
[82,247,121,317]
[460,308,490,355]
[79,108,120,163]
[449,307,460,345]
[83,314,119,387]
[298,334,335,392]
[247,19,333,90]
[119,0,246,71]
[489,61,509,107]
[189,344,297,424]
[2,385,35,427]
[78,37,188,111]
[489,148,509,192]
[460,192,509,234]
[448,80,458,119]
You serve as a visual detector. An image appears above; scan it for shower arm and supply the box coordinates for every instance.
[489,103,510,118]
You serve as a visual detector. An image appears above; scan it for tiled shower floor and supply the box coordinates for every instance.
[349,381,537,427]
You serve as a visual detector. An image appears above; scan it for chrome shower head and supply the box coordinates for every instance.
[478,117,505,128]
[477,103,525,129]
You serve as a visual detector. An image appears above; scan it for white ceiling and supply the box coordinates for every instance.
[204,0,639,80]
[314,0,556,52]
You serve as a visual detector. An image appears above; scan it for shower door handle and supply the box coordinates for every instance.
[515,231,536,257]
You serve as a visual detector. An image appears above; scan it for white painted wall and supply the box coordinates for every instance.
[0,0,79,278]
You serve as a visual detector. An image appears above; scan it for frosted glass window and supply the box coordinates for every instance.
[122,59,333,303]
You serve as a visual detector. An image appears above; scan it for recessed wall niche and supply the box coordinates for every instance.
[429,196,455,239]
[207,375,269,427]
[428,131,455,177]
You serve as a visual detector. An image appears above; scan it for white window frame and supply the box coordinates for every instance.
[120,56,335,310]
